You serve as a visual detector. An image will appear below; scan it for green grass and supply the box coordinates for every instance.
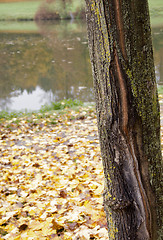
[0,99,83,121]
[149,0,163,26]
[149,0,163,9]
[0,110,26,122]
[0,1,41,21]
[40,99,83,113]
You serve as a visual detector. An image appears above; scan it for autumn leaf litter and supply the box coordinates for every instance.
[1,99,163,240]
[0,106,109,240]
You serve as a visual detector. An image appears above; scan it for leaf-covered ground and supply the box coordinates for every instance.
[0,102,163,240]
[0,106,108,240]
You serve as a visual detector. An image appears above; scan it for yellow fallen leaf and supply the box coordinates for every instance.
[94,184,103,195]
[52,219,64,231]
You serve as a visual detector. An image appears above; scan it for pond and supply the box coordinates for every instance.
[0,20,163,112]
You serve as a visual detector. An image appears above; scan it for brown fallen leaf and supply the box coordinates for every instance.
[19,223,28,232]
[59,189,67,198]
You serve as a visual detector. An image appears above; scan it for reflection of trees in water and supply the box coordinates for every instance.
[0,21,94,106]
[0,22,163,109]
[160,49,163,83]
[0,33,48,95]
[1,24,162,111]
[36,20,93,101]
[1,23,161,106]
[0,97,11,111]
[155,48,163,84]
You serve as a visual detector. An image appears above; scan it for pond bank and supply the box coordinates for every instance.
[0,0,163,27]
[0,0,85,21]
[0,99,95,121]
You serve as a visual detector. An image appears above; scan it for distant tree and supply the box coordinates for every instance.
[85,0,162,239]
[35,0,85,20]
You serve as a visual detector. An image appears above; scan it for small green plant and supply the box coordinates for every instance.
[0,110,28,121]
[40,99,83,112]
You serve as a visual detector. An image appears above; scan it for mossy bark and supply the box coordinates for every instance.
[85,0,162,239]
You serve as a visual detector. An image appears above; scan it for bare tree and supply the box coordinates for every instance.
[85,1,162,239]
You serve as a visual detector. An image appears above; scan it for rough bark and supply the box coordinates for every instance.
[85,0,162,239]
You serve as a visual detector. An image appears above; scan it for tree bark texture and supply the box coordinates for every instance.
[85,1,162,239]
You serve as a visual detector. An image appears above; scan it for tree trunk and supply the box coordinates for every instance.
[85,0,162,239]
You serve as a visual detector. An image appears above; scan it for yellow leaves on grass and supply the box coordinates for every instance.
[0,107,108,239]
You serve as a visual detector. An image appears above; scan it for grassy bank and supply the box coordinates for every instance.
[0,99,86,122]
[149,0,163,26]
[0,0,162,26]
[0,1,41,21]
[0,0,85,21]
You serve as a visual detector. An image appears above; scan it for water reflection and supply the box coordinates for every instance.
[152,27,163,84]
[0,20,93,111]
[0,20,163,111]
[2,87,52,111]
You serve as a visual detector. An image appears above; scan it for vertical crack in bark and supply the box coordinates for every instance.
[114,48,151,238]
[114,49,128,134]
[112,1,152,237]
[114,0,127,61]
[129,139,151,239]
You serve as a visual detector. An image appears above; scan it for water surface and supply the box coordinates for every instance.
[0,20,163,111]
